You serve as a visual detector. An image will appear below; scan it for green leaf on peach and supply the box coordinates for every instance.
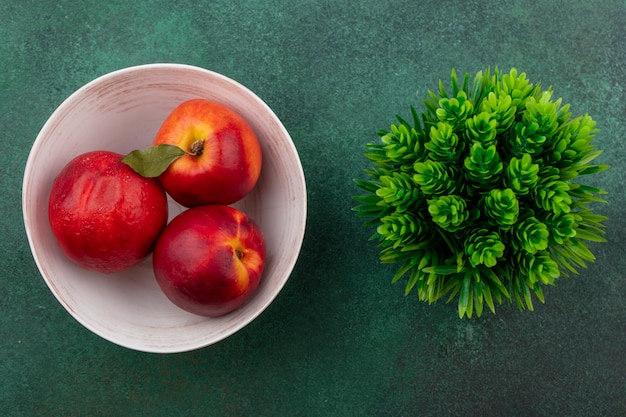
[122,144,186,178]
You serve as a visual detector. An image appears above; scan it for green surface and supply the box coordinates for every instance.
[1,1,624,416]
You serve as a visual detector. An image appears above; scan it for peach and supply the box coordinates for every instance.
[48,151,168,274]
[152,205,266,317]
[153,98,262,207]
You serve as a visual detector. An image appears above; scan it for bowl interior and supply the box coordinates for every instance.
[22,64,306,353]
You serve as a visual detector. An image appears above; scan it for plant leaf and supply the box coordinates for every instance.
[422,265,458,275]
[574,228,607,242]
[474,279,484,317]
[391,260,416,284]
[458,273,471,318]
[482,282,496,314]
[405,267,422,295]
[122,144,187,178]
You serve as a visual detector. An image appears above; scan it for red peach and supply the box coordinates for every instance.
[153,205,266,317]
[154,98,262,207]
[48,151,168,274]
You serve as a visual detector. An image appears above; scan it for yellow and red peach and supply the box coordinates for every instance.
[152,204,266,317]
[154,98,262,207]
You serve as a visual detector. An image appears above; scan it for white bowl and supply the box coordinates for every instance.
[22,64,307,353]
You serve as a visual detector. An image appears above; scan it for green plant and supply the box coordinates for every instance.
[354,67,609,318]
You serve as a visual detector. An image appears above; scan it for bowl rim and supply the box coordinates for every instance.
[22,63,307,353]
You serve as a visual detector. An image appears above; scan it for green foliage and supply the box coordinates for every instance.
[465,230,505,268]
[354,67,609,318]
[425,122,464,162]
[435,90,474,130]
[427,195,471,232]
[465,111,498,147]
[482,188,519,229]
[413,159,461,195]
[512,216,549,253]
[505,153,539,194]
[375,172,421,213]
[464,142,503,193]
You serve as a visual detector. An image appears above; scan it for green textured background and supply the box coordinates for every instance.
[2,1,624,416]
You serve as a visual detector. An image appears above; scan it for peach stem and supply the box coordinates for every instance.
[189,139,205,156]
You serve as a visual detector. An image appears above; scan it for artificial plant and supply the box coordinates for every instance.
[354,67,609,318]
